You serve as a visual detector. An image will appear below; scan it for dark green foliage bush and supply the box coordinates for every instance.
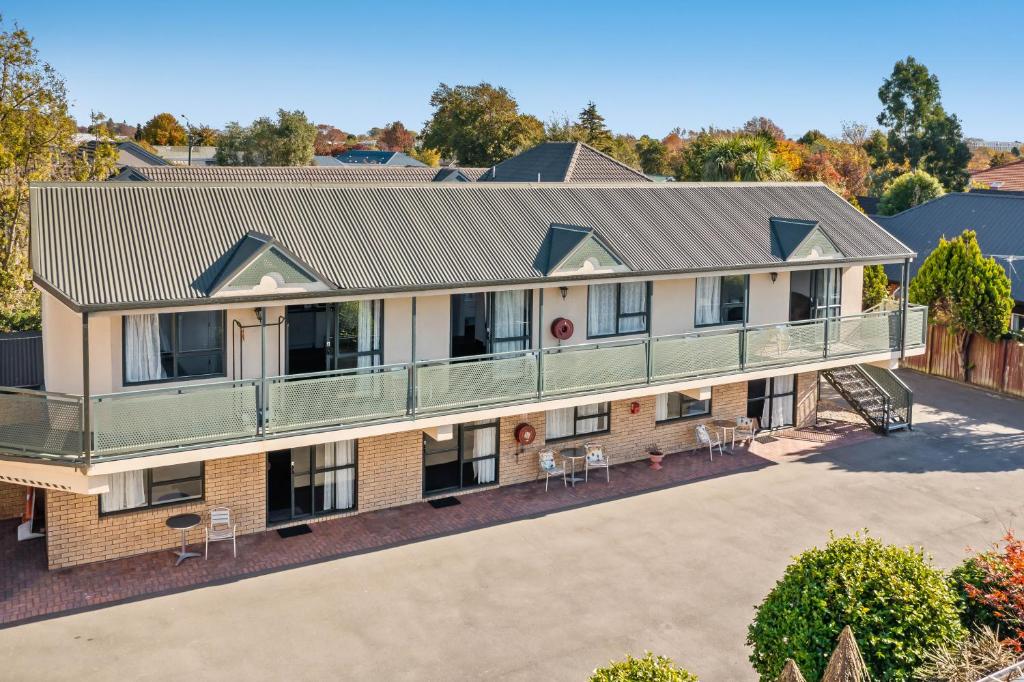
[747,533,964,681]
[590,652,698,682]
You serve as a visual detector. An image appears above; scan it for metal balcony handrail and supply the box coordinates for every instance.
[0,385,83,402]
[264,363,410,383]
[414,348,537,368]
[540,336,648,355]
[91,377,262,402]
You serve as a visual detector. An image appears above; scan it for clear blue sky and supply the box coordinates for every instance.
[7,0,1022,141]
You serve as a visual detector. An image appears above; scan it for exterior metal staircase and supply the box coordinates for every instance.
[821,364,913,434]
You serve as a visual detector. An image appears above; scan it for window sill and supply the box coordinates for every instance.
[98,495,205,518]
[655,413,712,426]
[544,429,611,445]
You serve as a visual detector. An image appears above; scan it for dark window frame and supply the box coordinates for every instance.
[544,402,612,443]
[449,290,533,357]
[122,311,227,386]
[98,462,205,516]
[746,375,797,431]
[422,420,500,496]
[334,299,385,369]
[586,282,651,339]
[694,274,749,328]
[312,442,359,516]
[655,392,713,425]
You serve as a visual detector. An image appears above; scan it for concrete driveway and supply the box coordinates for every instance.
[1,371,1022,681]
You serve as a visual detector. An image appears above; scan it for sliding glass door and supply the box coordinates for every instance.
[746,375,796,430]
[266,441,357,524]
[450,290,531,358]
[789,269,842,321]
[286,301,383,374]
[422,420,499,495]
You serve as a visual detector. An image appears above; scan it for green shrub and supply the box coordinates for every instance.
[590,652,698,682]
[747,532,965,681]
[949,555,1002,631]
[878,169,945,215]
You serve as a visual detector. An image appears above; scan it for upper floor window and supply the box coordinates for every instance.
[451,290,532,357]
[100,462,203,514]
[587,282,649,338]
[695,275,748,327]
[789,268,842,321]
[124,311,225,385]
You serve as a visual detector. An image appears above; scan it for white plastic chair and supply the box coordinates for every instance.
[583,442,610,483]
[538,449,566,492]
[695,424,723,461]
[736,416,757,442]
[205,507,237,559]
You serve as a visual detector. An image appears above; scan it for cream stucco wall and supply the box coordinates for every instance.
[841,266,864,317]
[748,271,790,326]
[651,278,695,336]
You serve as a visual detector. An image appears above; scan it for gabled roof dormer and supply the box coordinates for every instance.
[207,232,333,297]
[770,217,844,261]
[534,224,630,276]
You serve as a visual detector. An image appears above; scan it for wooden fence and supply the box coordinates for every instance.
[903,324,1024,398]
[0,332,44,388]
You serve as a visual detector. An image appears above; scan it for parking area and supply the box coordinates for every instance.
[1,370,1022,681]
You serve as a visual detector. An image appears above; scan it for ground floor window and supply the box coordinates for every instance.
[423,419,499,495]
[655,392,711,423]
[267,441,357,524]
[545,402,611,441]
[100,462,204,514]
[747,375,796,430]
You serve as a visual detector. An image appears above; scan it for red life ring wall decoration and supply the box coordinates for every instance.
[551,317,574,341]
[514,423,536,446]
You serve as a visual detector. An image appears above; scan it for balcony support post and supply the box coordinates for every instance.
[409,297,417,417]
[82,311,91,468]
[260,306,267,436]
[645,284,653,384]
[900,258,910,358]
[537,288,544,398]
[823,316,830,360]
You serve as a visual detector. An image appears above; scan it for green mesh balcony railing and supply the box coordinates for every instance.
[542,339,648,396]
[416,351,538,414]
[266,365,409,435]
[0,306,929,465]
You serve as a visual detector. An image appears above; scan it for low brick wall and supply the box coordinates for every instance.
[0,481,24,520]
[43,376,819,569]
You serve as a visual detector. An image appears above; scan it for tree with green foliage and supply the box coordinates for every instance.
[214,109,316,166]
[909,229,1013,380]
[576,101,612,151]
[0,20,118,331]
[741,116,785,141]
[74,112,120,181]
[590,652,698,682]
[635,135,668,175]
[876,57,971,190]
[420,82,543,166]
[862,264,890,309]
[747,532,964,681]
[139,112,188,146]
[878,169,945,215]
[700,135,791,181]
[797,129,827,146]
[408,147,441,167]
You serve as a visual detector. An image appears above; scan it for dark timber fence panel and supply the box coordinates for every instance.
[0,332,44,388]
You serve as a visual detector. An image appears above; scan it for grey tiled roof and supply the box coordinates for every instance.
[115,165,490,183]
[31,181,913,309]
[479,142,651,183]
[875,191,1024,301]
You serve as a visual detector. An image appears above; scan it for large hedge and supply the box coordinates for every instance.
[747,533,964,681]
[590,652,698,682]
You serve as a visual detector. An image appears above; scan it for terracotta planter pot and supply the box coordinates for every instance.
[648,452,665,470]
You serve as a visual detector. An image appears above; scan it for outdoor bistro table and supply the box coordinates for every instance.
[559,447,587,487]
[712,419,738,452]
[166,513,202,566]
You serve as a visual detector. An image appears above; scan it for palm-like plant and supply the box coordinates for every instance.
[701,135,792,181]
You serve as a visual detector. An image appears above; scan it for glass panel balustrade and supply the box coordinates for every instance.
[416,351,539,414]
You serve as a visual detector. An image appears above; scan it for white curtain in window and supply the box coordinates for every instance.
[471,423,497,484]
[655,393,670,421]
[321,440,356,511]
[357,301,377,368]
[546,407,575,439]
[695,277,722,326]
[588,284,618,336]
[124,314,164,383]
[762,375,795,429]
[101,470,147,512]
[492,290,526,353]
[618,283,646,333]
[577,402,605,434]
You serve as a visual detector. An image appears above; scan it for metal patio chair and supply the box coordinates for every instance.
[736,416,758,443]
[695,424,724,462]
[538,448,566,492]
[583,442,610,483]
[205,506,237,559]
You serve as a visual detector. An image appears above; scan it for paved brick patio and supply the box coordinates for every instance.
[0,421,871,627]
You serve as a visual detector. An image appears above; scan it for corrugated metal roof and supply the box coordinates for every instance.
[479,142,651,182]
[876,192,1024,301]
[31,181,914,309]
[119,165,491,183]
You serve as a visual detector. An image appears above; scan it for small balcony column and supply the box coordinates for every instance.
[82,311,91,467]
[900,258,910,358]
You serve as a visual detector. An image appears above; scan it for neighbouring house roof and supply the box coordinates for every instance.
[30,181,914,310]
[313,155,345,166]
[152,145,218,166]
[334,150,427,166]
[108,165,489,183]
[79,140,170,167]
[971,159,1024,191]
[875,191,1024,302]
[479,142,652,182]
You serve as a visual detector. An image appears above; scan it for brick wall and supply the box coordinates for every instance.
[0,481,24,520]
[795,371,818,428]
[355,430,422,512]
[46,454,266,570]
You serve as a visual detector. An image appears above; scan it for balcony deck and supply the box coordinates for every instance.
[0,306,928,466]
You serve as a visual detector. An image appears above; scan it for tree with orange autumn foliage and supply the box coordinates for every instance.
[958,532,1024,648]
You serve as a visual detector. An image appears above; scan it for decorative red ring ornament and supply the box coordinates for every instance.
[514,423,537,445]
[551,317,574,340]
[630,401,641,415]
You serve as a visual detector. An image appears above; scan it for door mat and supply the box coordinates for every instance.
[277,524,312,538]
[428,497,461,509]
